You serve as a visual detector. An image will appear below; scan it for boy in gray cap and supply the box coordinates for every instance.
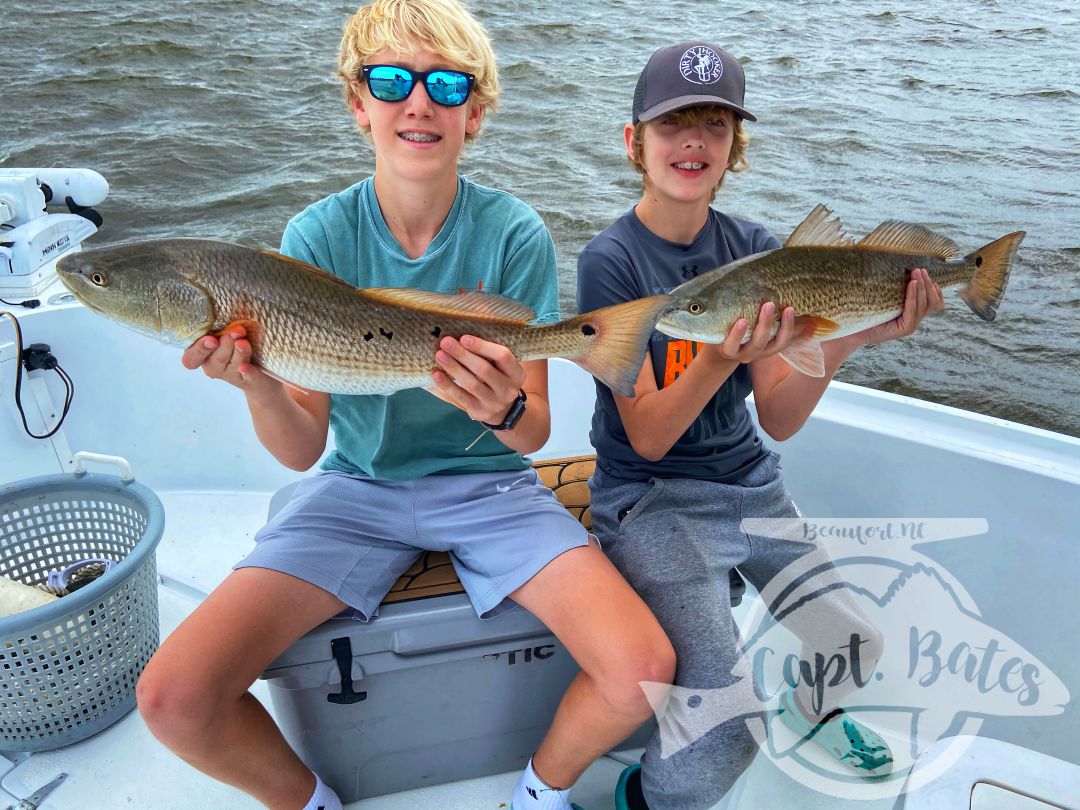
[578,41,944,809]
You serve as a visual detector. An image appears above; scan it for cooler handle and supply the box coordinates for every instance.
[392,622,544,655]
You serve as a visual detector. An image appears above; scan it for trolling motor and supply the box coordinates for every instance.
[0,168,108,298]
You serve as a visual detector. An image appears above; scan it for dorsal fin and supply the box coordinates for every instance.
[257,248,365,290]
[784,204,855,248]
[257,247,537,321]
[360,288,536,324]
[856,221,959,259]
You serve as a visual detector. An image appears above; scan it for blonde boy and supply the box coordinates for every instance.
[136,3,674,809]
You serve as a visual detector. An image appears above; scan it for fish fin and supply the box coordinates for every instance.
[566,295,673,396]
[957,231,1024,322]
[257,249,362,289]
[214,319,263,343]
[793,314,841,340]
[361,288,536,324]
[856,221,960,259]
[260,367,310,396]
[784,204,855,248]
[778,339,826,377]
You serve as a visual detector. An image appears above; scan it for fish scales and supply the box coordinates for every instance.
[727,247,969,331]
[145,241,578,391]
[194,245,482,388]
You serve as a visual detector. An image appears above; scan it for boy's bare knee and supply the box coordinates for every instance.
[600,637,677,714]
[137,657,220,743]
[136,668,190,729]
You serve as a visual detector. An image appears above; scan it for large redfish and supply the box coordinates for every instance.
[57,238,671,396]
[657,205,1025,376]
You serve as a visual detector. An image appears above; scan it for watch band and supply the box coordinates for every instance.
[482,389,527,431]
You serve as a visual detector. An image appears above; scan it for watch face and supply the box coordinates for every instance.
[485,389,527,431]
[503,396,527,430]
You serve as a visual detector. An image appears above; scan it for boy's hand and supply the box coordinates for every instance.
[431,335,526,424]
[855,268,944,347]
[703,302,797,365]
[181,324,278,396]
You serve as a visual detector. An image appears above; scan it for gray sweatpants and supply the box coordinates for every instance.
[589,452,883,810]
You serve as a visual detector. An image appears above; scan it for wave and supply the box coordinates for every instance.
[1006,89,1080,100]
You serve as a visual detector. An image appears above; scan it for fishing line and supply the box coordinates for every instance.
[464,427,492,451]
[1,311,75,439]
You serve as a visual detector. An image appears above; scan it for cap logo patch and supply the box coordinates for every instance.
[680,45,724,85]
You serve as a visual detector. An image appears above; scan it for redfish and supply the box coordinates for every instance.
[58,238,671,396]
[657,205,1025,376]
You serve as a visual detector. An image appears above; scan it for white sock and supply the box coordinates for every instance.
[512,757,573,810]
[301,772,343,810]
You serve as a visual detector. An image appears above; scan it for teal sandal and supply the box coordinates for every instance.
[778,689,893,773]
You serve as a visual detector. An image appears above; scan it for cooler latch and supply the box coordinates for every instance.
[327,637,367,705]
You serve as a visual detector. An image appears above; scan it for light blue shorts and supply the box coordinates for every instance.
[234,469,591,620]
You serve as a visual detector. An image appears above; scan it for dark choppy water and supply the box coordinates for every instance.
[4,0,1078,436]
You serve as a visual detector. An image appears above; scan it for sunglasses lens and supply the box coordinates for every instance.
[425,71,472,107]
[366,66,413,102]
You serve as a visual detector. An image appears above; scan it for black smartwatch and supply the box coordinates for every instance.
[482,389,527,431]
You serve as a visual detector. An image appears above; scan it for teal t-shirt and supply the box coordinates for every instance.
[279,175,559,481]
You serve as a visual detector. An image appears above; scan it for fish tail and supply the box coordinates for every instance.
[958,232,1025,322]
[559,295,672,396]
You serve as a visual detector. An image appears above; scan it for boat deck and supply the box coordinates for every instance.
[0,489,899,810]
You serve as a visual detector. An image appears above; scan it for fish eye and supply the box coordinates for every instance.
[688,301,704,315]
[90,272,107,286]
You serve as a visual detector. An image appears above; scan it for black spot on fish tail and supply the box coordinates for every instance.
[379,327,394,340]
[431,325,442,338]
[364,331,374,341]
[581,324,596,336]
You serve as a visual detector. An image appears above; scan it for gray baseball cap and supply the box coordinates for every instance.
[632,41,756,123]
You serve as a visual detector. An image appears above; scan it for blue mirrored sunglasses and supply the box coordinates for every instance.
[359,65,475,108]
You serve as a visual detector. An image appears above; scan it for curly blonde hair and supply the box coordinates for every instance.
[338,0,500,142]
[628,106,750,199]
